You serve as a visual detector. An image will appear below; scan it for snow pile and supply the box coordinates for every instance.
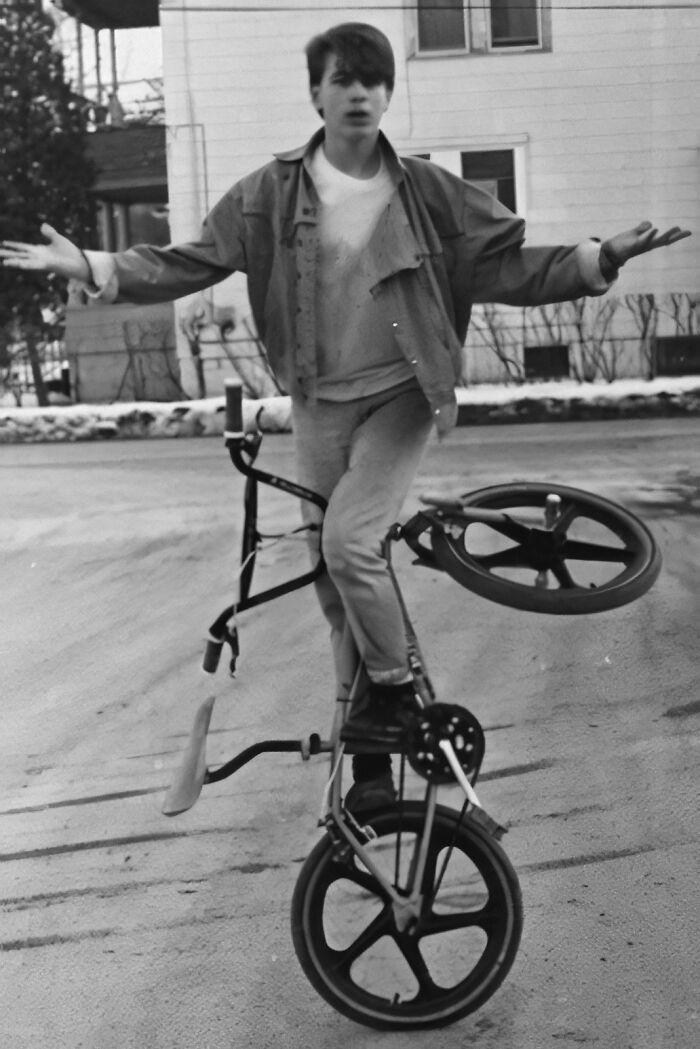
[0,394,292,444]
[455,375,700,425]
[1,376,700,444]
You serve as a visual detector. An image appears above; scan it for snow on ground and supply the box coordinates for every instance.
[1,375,700,443]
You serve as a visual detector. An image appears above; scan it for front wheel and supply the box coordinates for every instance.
[431,482,662,614]
[290,802,522,1030]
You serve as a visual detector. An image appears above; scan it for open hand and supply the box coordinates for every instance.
[0,223,90,281]
[602,221,692,269]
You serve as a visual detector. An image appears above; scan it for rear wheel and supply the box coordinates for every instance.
[291,802,522,1029]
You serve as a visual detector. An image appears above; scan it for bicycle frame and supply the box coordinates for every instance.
[162,381,495,913]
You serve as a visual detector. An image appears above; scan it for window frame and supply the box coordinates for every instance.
[487,0,543,53]
[461,148,517,213]
[409,1,550,59]
[414,0,470,55]
[408,143,528,219]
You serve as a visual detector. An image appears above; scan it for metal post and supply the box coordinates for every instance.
[94,28,102,107]
[76,19,84,97]
[60,361,71,399]
[109,28,118,95]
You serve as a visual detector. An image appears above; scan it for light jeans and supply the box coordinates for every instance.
[292,380,433,699]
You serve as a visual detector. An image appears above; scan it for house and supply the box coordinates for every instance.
[52,0,182,402]
[55,0,699,395]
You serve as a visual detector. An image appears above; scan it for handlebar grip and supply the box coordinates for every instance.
[224,379,244,434]
[202,638,223,674]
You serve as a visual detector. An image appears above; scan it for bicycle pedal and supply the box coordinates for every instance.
[468,805,507,841]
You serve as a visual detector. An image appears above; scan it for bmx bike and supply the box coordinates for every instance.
[162,380,661,1030]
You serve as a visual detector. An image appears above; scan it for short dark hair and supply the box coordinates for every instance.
[305,23,395,92]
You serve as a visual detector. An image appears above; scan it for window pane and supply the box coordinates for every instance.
[491,0,540,47]
[418,0,466,51]
[524,344,570,381]
[128,202,170,247]
[461,150,516,212]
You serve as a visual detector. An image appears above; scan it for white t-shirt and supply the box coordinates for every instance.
[309,145,414,400]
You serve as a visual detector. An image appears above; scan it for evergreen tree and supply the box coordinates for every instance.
[0,0,94,404]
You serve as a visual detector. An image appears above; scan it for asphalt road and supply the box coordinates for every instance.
[2,418,699,1049]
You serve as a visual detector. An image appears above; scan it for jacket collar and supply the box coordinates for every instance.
[274,129,405,186]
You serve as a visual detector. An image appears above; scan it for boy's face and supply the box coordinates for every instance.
[311,53,392,143]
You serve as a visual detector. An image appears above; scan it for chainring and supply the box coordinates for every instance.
[407,702,485,785]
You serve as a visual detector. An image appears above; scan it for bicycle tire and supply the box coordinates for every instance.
[290,802,522,1029]
[430,482,661,615]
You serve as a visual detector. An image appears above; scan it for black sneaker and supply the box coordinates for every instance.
[340,681,420,753]
[344,773,397,815]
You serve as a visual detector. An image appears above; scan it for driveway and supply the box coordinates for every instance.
[2,418,699,1049]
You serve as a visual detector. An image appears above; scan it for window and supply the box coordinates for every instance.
[653,336,700,376]
[417,0,467,51]
[523,345,570,381]
[96,197,170,252]
[414,1,546,55]
[128,203,170,246]
[461,150,516,212]
[490,0,541,49]
[412,148,521,213]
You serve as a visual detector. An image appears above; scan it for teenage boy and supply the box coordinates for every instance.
[1,23,690,812]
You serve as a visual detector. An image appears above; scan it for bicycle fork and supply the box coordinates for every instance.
[324,749,441,932]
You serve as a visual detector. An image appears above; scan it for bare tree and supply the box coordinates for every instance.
[564,297,620,382]
[469,303,524,383]
[624,294,658,379]
[179,296,283,400]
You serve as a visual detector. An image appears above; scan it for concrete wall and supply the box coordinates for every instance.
[64,300,183,402]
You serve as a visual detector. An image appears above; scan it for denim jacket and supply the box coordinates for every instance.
[108,129,610,433]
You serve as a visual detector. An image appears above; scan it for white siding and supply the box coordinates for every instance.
[157,1,699,387]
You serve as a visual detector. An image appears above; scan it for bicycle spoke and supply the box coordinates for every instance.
[550,560,578,589]
[478,518,532,545]
[330,907,393,977]
[396,938,443,999]
[472,545,531,570]
[561,537,633,564]
[552,500,580,534]
[344,862,392,902]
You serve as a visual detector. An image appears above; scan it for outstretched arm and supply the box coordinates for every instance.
[599,221,691,279]
[1,186,245,306]
[0,223,91,282]
[472,219,692,307]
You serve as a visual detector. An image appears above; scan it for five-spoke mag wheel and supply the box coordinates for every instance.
[291,802,522,1029]
[429,482,661,614]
